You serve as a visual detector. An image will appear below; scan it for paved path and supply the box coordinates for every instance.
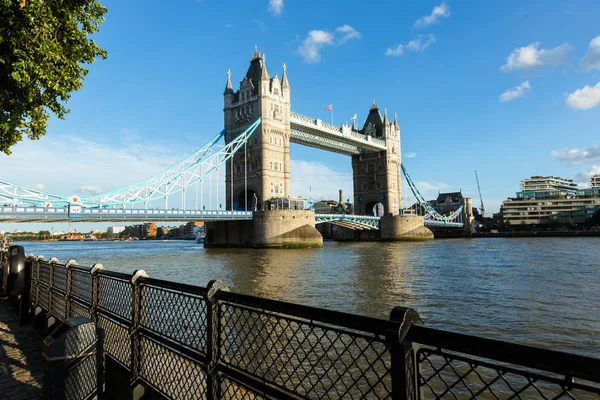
[0,300,43,400]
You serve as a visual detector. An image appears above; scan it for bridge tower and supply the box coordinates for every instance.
[224,47,291,210]
[352,102,402,216]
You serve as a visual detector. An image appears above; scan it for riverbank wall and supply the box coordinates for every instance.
[473,231,600,238]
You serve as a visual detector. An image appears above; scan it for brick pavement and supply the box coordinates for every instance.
[0,300,43,400]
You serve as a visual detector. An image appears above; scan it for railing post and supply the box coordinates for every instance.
[19,255,34,326]
[131,270,148,400]
[387,306,423,400]
[47,257,59,330]
[64,260,77,320]
[90,263,104,324]
[207,280,229,400]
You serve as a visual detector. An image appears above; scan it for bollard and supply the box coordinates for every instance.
[2,245,25,300]
[43,316,105,400]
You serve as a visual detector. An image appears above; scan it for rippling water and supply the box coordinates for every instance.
[16,238,600,357]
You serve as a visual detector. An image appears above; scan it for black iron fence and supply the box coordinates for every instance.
[15,254,600,399]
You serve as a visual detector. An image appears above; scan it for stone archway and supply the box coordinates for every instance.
[366,201,385,217]
[238,189,259,211]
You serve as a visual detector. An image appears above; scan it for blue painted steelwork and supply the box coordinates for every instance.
[314,214,380,230]
[0,119,261,208]
[401,163,464,226]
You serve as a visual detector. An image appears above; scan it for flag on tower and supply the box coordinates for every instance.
[351,114,357,120]
[325,104,332,111]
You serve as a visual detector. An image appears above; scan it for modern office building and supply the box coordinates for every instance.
[592,174,600,189]
[502,176,600,225]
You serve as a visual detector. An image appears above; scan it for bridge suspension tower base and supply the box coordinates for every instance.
[333,215,433,242]
[204,210,323,249]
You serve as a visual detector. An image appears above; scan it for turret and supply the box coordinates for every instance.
[224,69,234,108]
[282,63,290,88]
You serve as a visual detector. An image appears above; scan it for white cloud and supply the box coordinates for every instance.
[500,42,572,72]
[336,25,361,43]
[574,165,600,186]
[386,34,436,56]
[385,44,404,56]
[407,34,436,51]
[404,152,417,158]
[581,36,600,71]
[33,183,45,190]
[566,82,600,110]
[298,30,334,63]
[297,25,360,63]
[499,80,531,102]
[268,0,283,16]
[551,145,600,165]
[290,160,352,201]
[414,2,450,27]
[0,132,195,205]
[224,24,233,28]
[79,186,103,195]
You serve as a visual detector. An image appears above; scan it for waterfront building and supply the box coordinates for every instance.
[592,174,600,189]
[502,175,600,225]
[107,226,125,238]
[142,223,157,238]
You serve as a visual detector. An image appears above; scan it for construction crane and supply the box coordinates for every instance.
[474,170,485,217]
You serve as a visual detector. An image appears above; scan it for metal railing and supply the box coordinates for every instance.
[18,254,600,399]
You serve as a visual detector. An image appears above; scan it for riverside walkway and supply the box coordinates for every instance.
[0,300,43,400]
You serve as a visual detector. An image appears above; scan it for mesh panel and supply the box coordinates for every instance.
[38,284,49,310]
[71,269,92,305]
[98,315,131,369]
[64,354,98,400]
[98,275,132,321]
[140,284,209,354]
[52,264,68,292]
[51,291,67,321]
[70,300,92,319]
[417,347,600,400]
[39,262,50,285]
[138,335,208,399]
[219,302,392,400]
[219,376,267,400]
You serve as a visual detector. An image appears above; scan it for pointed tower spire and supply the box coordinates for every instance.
[281,63,289,88]
[393,112,399,129]
[252,45,260,60]
[224,69,233,94]
[351,118,358,131]
[383,108,389,125]
[260,54,270,80]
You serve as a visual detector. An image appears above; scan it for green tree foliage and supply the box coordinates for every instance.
[0,0,107,154]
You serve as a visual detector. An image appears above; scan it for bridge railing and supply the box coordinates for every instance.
[20,254,600,399]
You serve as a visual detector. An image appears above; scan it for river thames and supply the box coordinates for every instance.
[16,237,600,358]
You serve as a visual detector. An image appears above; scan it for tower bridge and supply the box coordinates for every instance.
[224,47,402,217]
[0,47,469,246]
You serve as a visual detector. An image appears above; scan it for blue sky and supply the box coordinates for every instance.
[1,0,600,232]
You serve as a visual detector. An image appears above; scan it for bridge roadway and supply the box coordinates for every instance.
[0,207,463,228]
[290,112,387,156]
